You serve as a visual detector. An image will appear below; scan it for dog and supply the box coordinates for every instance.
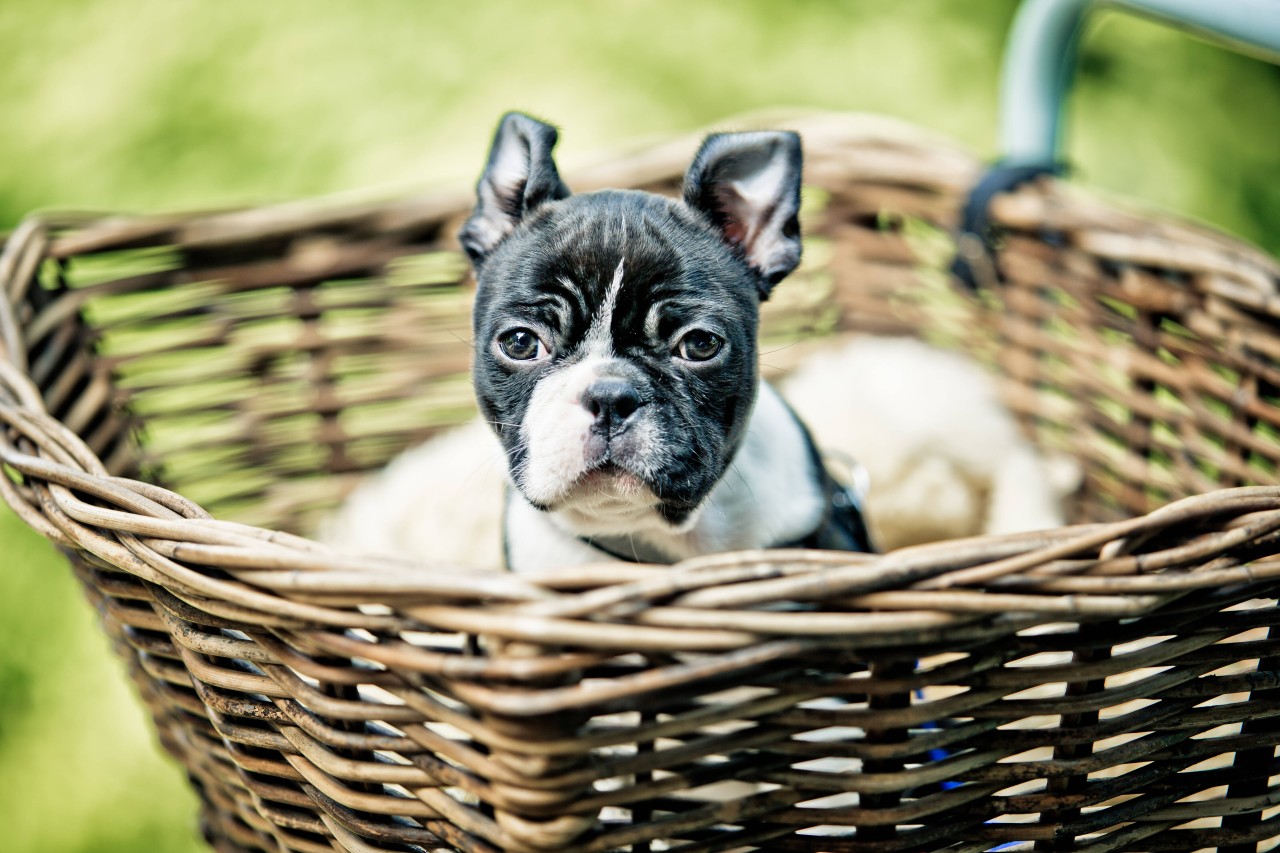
[456,112,872,572]
[321,114,1076,569]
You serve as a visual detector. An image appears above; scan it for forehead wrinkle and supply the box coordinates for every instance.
[525,275,585,331]
[646,293,726,340]
[546,288,573,329]
[567,208,633,305]
[608,205,631,254]
[551,276,587,326]
[498,298,565,333]
[644,297,671,340]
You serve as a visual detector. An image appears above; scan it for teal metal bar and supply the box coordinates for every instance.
[1000,0,1280,167]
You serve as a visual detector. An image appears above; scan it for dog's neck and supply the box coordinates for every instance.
[503,381,835,572]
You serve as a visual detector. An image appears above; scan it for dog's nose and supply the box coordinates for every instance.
[582,378,644,433]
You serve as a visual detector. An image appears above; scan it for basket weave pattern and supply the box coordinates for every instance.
[3,114,1280,851]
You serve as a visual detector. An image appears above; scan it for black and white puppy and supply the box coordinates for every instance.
[459,113,871,573]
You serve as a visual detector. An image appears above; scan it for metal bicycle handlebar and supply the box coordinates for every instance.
[1000,0,1280,168]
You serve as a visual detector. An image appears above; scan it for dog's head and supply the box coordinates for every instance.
[460,112,803,534]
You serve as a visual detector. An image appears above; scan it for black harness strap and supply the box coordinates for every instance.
[950,160,1063,291]
[778,461,873,554]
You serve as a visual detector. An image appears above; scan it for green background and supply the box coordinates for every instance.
[1,2,1276,850]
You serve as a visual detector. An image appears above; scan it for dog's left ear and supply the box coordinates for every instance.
[683,131,803,299]
[459,112,571,266]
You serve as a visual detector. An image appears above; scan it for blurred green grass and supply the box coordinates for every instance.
[0,1,1276,851]
[0,510,203,853]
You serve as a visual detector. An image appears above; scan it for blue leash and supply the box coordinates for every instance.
[914,685,961,790]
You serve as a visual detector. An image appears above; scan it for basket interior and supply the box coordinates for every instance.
[22,137,1280,538]
[18,146,982,535]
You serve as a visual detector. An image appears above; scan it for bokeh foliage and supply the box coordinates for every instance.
[0,2,1275,851]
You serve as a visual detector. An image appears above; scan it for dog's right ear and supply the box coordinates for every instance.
[458,112,571,266]
[683,130,803,300]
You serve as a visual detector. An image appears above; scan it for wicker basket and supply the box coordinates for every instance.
[4,109,1280,852]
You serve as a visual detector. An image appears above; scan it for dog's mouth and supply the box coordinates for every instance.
[575,461,651,499]
[536,459,665,534]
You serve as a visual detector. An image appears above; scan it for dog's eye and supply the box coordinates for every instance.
[498,328,545,361]
[675,329,724,362]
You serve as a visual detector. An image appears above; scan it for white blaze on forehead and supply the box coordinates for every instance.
[582,257,626,355]
[603,257,626,325]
